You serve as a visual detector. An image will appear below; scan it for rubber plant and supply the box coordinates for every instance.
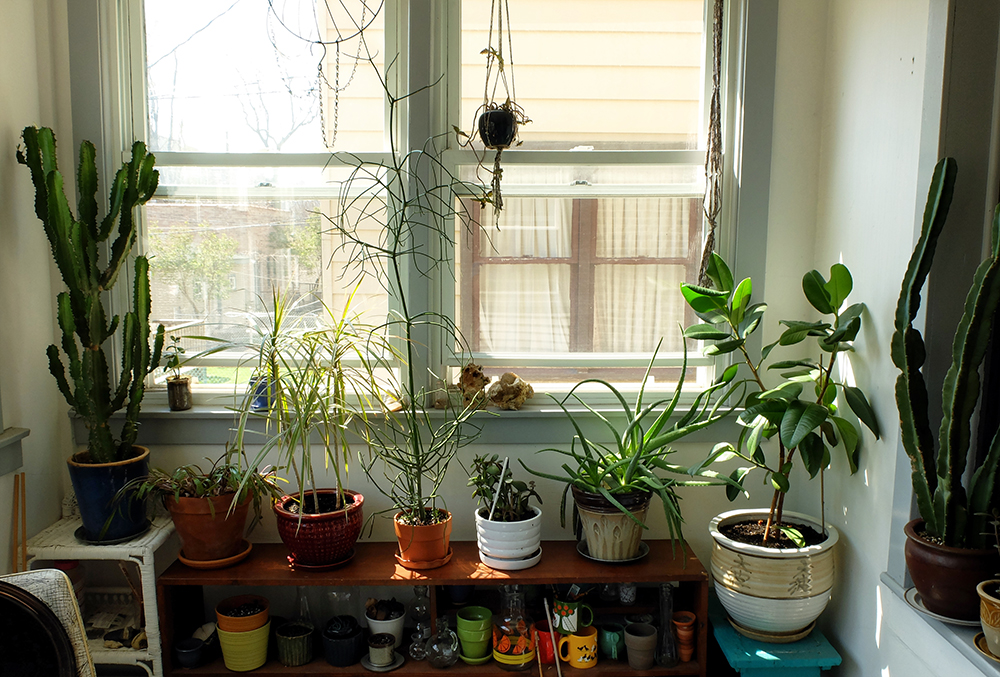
[17,126,164,464]
[680,254,880,543]
[893,157,1000,549]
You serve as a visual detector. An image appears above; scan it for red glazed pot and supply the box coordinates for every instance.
[166,493,249,562]
[904,518,999,621]
[273,489,363,566]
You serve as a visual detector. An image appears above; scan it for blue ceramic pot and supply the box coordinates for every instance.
[67,446,150,542]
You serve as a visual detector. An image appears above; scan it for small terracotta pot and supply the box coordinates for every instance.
[166,493,249,562]
[394,509,452,567]
[904,518,999,621]
[672,611,696,662]
[216,594,270,633]
[167,376,193,411]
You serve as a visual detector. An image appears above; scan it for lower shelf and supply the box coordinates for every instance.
[175,657,702,676]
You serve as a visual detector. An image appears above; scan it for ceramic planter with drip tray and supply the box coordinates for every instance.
[474,505,542,570]
[274,489,363,567]
[394,509,453,569]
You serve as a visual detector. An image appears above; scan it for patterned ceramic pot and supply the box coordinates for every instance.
[978,580,1000,656]
[709,509,838,637]
[273,489,363,566]
[572,487,651,561]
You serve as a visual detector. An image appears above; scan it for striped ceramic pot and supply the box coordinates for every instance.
[709,509,839,637]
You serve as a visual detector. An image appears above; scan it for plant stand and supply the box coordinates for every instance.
[709,596,841,676]
[27,513,177,677]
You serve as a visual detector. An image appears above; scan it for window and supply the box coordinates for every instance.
[78,0,760,397]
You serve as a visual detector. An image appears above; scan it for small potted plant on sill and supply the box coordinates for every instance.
[126,452,282,567]
[163,335,193,411]
[977,510,1000,658]
[469,454,542,570]
[893,157,1000,622]
[18,126,164,542]
[679,253,879,638]
[523,339,741,562]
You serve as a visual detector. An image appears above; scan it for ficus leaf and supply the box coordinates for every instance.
[780,400,828,449]
[803,270,835,314]
[844,386,880,438]
[825,263,853,309]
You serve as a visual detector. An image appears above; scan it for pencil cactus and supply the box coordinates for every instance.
[17,126,164,464]
[893,157,1000,548]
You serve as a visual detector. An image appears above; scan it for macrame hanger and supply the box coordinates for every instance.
[699,0,725,287]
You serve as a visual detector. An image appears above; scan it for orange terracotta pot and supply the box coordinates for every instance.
[166,493,250,562]
[393,509,452,567]
[216,594,270,633]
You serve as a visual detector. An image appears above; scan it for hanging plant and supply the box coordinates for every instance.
[456,0,530,221]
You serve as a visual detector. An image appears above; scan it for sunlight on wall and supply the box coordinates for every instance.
[876,584,883,648]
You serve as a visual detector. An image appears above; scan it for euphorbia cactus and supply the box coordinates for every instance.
[893,157,1000,548]
[17,126,164,464]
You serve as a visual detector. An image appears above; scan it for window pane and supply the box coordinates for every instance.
[145,0,386,153]
[461,0,706,151]
[477,264,572,352]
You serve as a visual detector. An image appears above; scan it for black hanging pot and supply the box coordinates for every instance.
[478,108,518,150]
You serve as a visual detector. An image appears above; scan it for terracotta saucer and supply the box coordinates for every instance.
[287,548,356,571]
[179,539,252,570]
[975,633,1000,663]
[394,547,453,570]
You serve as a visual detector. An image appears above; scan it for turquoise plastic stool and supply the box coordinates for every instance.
[710,597,842,676]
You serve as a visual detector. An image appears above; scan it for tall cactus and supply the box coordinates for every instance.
[893,157,1000,548]
[17,126,164,464]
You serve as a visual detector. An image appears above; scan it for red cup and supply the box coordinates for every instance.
[536,620,557,664]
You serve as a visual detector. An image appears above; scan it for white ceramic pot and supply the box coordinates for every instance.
[709,509,839,636]
[978,580,1000,657]
[474,506,542,569]
[366,615,405,649]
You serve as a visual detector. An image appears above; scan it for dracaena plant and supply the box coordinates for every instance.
[680,254,880,544]
[893,157,1000,549]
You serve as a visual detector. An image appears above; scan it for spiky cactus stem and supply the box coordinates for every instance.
[893,158,1000,548]
[18,126,163,464]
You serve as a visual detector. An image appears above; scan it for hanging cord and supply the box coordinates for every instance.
[699,0,725,286]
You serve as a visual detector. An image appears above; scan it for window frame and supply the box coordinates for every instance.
[66,0,777,407]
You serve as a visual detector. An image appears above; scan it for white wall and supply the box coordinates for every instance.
[0,0,75,572]
[769,0,989,675]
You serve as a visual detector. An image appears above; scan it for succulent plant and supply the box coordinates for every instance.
[17,126,164,464]
[893,157,1000,548]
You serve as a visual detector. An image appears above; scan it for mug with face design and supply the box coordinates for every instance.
[558,625,598,669]
[552,599,594,635]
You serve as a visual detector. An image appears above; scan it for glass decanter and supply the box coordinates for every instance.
[656,583,679,667]
[425,616,459,668]
[494,584,534,671]
[410,585,433,641]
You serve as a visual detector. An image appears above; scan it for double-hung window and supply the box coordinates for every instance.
[126,0,725,396]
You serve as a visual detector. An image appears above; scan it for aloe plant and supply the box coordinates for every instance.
[522,341,742,544]
[680,255,880,543]
[17,126,164,464]
[893,157,1000,549]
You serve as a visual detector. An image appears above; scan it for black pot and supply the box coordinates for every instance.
[67,446,150,542]
[323,627,364,667]
[478,108,518,149]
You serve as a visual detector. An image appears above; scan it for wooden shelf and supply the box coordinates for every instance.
[175,655,702,676]
[158,540,707,587]
[157,540,709,677]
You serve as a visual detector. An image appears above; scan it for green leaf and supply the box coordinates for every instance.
[680,285,730,324]
[825,263,853,309]
[769,359,816,370]
[705,253,734,293]
[684,324,732,340]
[771,472,790,493]
[705,339,744,356]
[717,363,739,384]
[780,526,806,547]
[803,270,835,314]
[760,382,804,401]
[844,386,880,438]
[780,401,829,449]
[738,303,767,339]
[731,278,753,326]
[726,467,752,501]
[799,433,826,478]
[832,416,861,473]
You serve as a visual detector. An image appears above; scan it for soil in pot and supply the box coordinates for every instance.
[396,507,449,526]
[366,598,405,622]
[720,519,827,549]
[286,492,354,514]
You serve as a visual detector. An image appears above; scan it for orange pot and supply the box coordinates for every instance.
[216,594,270,633]
[394,509,452,567]
[166,493,250,562]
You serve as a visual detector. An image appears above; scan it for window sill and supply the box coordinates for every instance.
[879,571,997,674]
[70,399,742,447]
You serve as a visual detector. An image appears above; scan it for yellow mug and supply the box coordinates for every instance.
[558,625,598,669]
